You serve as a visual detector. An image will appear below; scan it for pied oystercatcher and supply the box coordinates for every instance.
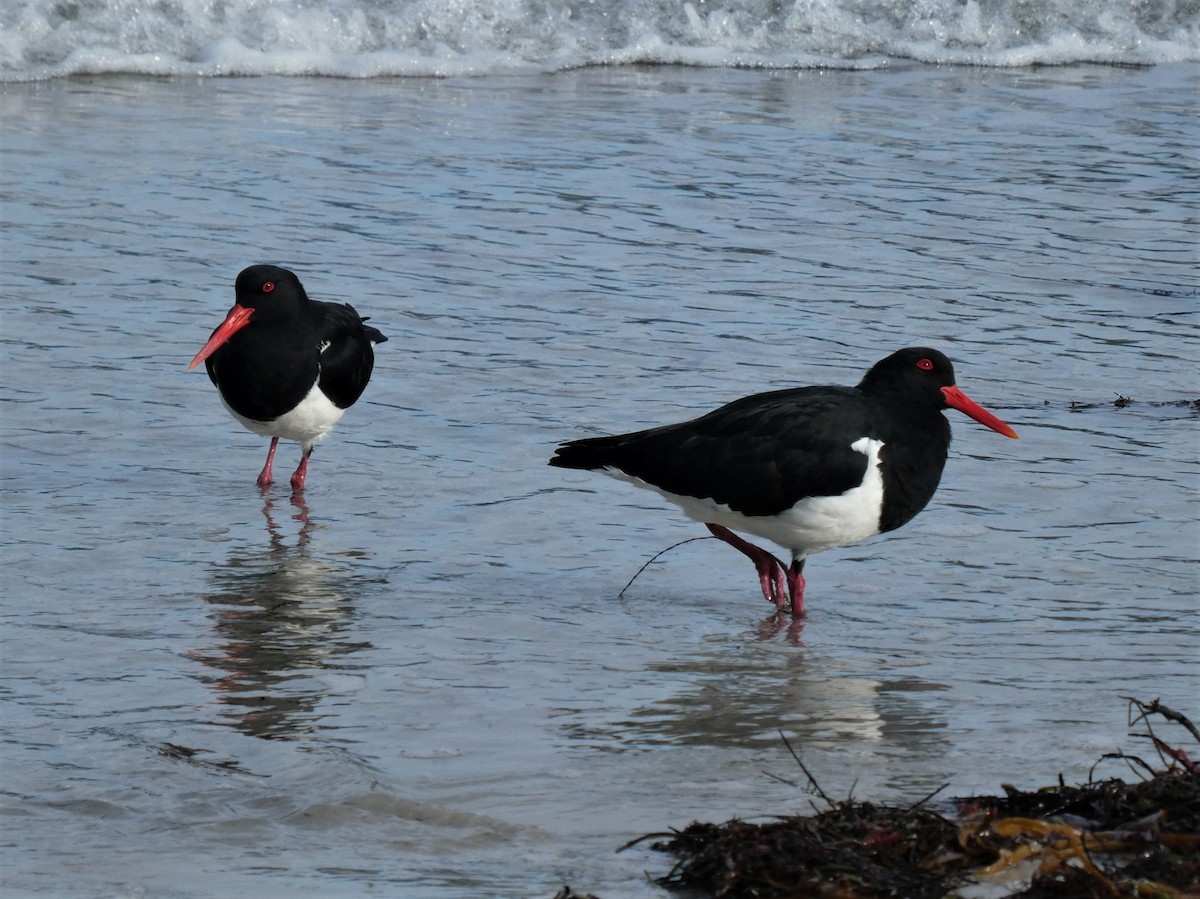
[189,265,387,491]
[550,347,1018,615]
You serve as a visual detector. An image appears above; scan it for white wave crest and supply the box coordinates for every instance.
[2,0,1197,80]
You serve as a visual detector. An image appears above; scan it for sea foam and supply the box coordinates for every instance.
[2,0,1197,81]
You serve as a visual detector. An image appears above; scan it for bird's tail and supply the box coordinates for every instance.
[359,315,388,345]
[548,434,625,470]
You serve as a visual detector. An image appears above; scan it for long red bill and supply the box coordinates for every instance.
[940,385,1019,439]
[188,304,254,370]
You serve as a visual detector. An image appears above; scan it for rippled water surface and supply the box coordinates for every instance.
[2,65,1198,897]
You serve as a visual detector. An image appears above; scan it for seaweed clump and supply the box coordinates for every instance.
[633,699,1199,899]
[646,799,964,899]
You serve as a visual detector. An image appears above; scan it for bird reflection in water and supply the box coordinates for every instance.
[190,492,374,740]
[564,641,949,785]
[757,610,806,643]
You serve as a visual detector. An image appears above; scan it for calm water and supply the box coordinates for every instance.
[2,64,1198,897]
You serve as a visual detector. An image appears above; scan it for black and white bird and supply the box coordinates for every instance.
[189,265,387,491]
[550,347,1018,615]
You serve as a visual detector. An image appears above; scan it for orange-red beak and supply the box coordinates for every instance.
[188,304,254,370]
[941,385,1019,439]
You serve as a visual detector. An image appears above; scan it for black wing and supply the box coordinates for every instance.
[550,387,874,517]
[315,302,387,410]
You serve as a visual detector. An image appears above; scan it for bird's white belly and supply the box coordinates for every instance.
[224,380,344,448]
[608,437,885,559]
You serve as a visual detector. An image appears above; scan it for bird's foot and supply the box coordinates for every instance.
[706,523,790,610]
[786,560,806,617]
[257,437,280,488]
[289,452,310,492]
[755,556,789,609]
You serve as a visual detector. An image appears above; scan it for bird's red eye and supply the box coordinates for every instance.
[917,358,934,371]
[262,281,275,293]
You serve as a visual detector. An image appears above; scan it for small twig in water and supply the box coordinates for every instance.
[619,536,713,598]
[1090,751,1157,782]
[778,730,834,808]
[616,830,678,853]
[1124,696,1200,745]
[905,782,950,812]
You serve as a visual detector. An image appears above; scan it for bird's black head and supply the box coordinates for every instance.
[188,265,314,371]
[858,347,956,400]
[859,347,1018,439]
[233,265,309,313]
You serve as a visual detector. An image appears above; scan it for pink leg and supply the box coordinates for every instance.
[706,523,788,609]
[289,449,311,492]
[257,437,280,487]
[786,559,806,617]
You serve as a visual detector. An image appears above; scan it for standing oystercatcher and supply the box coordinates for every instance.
[550,347,1018,616]
[189,265,387,491]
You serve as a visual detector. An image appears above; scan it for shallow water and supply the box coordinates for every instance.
[2,65,1198,897]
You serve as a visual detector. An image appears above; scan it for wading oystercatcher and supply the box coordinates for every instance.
[189,265,387,491]
[550,347,1018,616]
